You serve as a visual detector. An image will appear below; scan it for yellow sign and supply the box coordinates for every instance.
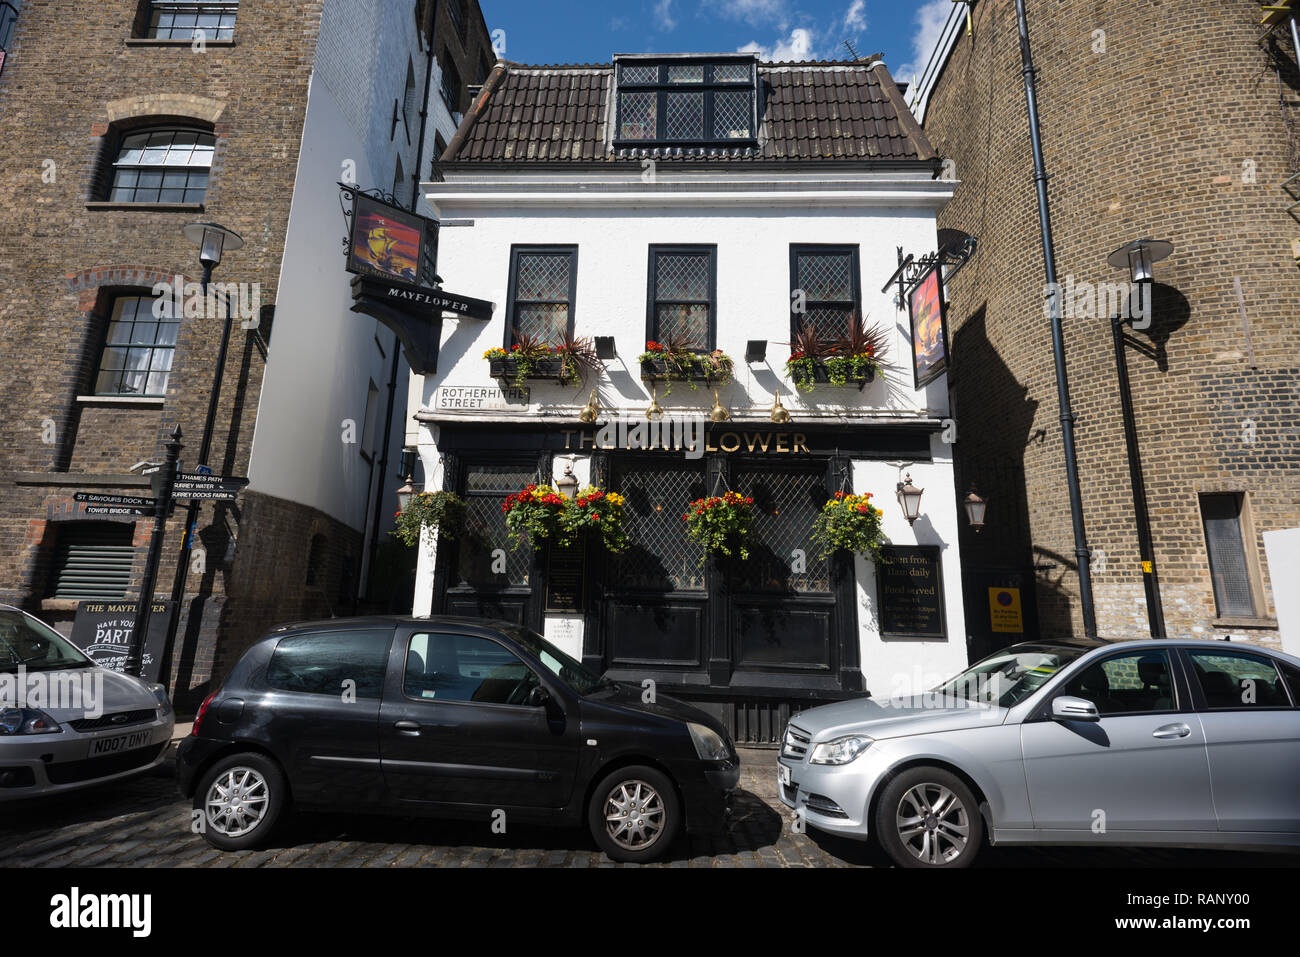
[989,587,1024,634]
[1141,561,1153,573]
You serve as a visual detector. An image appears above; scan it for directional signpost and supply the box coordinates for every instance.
[74,493,158,518]
[171,472,249,503]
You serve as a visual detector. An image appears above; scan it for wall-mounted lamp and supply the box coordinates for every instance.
[769,391,791,424]
[395,473,418,512]
[963,484,988,532]
[645,383,664,421]
[745,340,768,363]
[556,458,579,500]
[1106,238,1174,285]
[709,388,730,423]
[896,473,924,526]
[578,390,601,423]
[595,336,617,360]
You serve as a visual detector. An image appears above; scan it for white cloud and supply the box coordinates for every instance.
[896,0,951,83]
[842,0,867,35]
[738,27,817,62]
[707,0,790,29]
[654,0,677,31]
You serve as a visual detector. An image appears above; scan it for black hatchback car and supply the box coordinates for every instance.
[177,616,739,862]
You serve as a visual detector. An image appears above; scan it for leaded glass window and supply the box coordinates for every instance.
[791,245,861,343]
[96,295,178,396]
[614,58,758,146]
[733,467,832,594]
[612,463,707,592]
[507,247,577,346]
[456,465,535,588]
[649,246,714,350]
[147,2,238,40]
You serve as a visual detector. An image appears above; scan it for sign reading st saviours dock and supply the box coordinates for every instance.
[171,472,249,502]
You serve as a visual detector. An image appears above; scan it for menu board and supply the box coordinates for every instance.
[877,546,946,640]
[544,541,588,613]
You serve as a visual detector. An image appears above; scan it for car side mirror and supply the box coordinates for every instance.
[527,686,551,708]
[1052,695,1100,722]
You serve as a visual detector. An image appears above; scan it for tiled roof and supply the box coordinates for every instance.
[442,59,937,166]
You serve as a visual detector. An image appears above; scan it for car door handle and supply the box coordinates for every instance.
[393,721,422,735]
[1152,723,1191,739]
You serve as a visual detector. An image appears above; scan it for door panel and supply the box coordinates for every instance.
[379,631,579,809]
[1184,649,1300,832]
[1020,650,1215,832]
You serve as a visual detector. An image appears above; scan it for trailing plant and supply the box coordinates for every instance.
[502,483,629,552]
[784,315,888,392]
[486,329,589,389]
[392,490,466,547]
[810,491,887,563]
[682,490,755,562]
[639,335,735,392]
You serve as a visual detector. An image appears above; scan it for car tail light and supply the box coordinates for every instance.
[191,690,218,737]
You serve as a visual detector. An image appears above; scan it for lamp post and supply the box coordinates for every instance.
[161,223,244,678]
[128,426,182,677]
[1105,238,1174,638]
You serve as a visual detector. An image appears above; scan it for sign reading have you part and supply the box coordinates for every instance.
[69,600,173,683]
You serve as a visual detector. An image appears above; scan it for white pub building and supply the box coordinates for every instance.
[409,51,968,742]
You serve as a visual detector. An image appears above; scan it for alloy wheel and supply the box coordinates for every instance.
[603,779,666,851]
[895,782,970,865]
[204,766,270,838]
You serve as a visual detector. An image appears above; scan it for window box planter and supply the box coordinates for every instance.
[786,356,878,393]
[489,356,572,382]
[638,351,734,388]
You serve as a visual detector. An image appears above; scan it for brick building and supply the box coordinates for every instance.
[909,0,1300,650]
[0,0,495,708]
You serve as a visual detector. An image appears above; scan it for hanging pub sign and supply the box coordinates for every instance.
[341,184,495,375]
[907,264,950,389]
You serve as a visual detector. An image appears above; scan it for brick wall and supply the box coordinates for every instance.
[925,0,1300,644]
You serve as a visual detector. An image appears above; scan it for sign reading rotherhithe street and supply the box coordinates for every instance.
[171,472,249,502]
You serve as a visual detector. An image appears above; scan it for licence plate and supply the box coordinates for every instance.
[778,763,792,788]
[88,729,152,758]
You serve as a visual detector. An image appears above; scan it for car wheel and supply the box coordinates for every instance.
[194,753,287,851]
[875,767,983,868]
[588,765,680,863]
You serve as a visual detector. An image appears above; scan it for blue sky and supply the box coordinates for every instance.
[477,0,956,86]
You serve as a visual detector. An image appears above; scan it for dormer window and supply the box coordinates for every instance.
[614,56,758,147]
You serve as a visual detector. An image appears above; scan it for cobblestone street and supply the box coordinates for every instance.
[3,742,1297,868]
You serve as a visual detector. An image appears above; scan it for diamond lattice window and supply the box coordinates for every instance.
[612,465,707,592]
[457,465,535,588]
[733,469,832,594]
[651,249,713,350]
[792,247,860,344]
[510,250,574,345]
[614,58,758,146]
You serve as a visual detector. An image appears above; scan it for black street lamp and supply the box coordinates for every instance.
[1106,238,1174,638]
[161,222,244,678]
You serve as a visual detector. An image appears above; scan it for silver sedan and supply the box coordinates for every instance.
[0,604,174,800]
[777,638,1300,867]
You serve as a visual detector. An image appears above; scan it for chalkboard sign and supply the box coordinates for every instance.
[544,541,588,613]
[69,600,173,683]
[877,545,946,640]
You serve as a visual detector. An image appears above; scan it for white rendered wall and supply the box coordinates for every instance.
[1264,528,1300,658]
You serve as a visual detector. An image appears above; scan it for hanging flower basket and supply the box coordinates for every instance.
[810,491,887,563]
[682,491,755,562]
[392,490,466,547]
[502,484,629,552]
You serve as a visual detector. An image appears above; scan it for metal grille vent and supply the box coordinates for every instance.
[49,523,135,601]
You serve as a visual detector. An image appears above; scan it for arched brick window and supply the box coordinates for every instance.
[108,126,214,204]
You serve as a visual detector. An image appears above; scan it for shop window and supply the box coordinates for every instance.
[108,127,214,204]
[95,294,178,397]
[614,56,757,146]
[611,462,707,592]
[46,523,135,601]
[647,245,716,351]
[790,245,861,343]
[143,1,238,40]
[1199,493,1260,618]
[505,246,577,347]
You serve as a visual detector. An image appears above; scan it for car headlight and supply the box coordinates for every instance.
[808,735,873,765]
[151,683,172,713]
[0,708,61,735]
[687,723,731,761]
